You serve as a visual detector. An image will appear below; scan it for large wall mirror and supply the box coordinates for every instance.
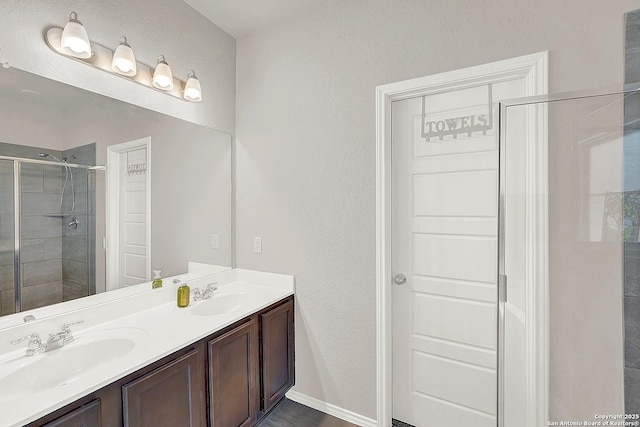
[0,66,232,317]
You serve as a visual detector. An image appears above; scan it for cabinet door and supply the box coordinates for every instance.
[42,400,101,427]
[260,299,295,412]
[122,350,204,427]
[208,319,260,427]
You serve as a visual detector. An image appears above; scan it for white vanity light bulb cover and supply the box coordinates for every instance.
[60,11,91,58]
[112,36,137,76]
[183,70,202,102]
[152,55,174,90]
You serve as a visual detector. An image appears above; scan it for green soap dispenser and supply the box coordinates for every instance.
[177,283,190,308]
[152,270,163,289]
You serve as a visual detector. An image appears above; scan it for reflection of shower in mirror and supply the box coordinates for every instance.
[36,152,77,217]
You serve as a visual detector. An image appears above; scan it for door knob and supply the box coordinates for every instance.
[394,273,407,285]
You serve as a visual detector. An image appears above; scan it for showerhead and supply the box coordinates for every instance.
[36,152,62,162]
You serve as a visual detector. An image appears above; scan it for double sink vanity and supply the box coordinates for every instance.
[0,268,295,427]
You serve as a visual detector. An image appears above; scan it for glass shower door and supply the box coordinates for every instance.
[500,90,634,425]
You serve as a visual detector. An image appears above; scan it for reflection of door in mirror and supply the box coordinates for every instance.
[107,138,151,290]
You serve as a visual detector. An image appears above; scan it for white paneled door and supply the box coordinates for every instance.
[107,138,151,290]
[119,147,148,286]
[391,81,524,426]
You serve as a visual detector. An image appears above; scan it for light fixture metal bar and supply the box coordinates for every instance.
[44,27,189,101]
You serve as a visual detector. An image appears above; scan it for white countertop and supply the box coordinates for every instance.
[0,268,294,427]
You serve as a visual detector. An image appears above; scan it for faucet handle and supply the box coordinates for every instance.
[201,283,218,299]
[11,333,41,345]
[60,321,83,344]
[61,320,84,332]
[11,333,44,356]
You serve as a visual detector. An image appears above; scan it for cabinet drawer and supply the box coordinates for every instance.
[41,400,101,427]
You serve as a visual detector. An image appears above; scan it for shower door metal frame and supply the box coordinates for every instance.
[12,160,21,311]
[497,97,549,427]
[0,154,104,313]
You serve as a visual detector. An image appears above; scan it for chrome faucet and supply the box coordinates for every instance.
[10,333,44,356]
[45,321,83,351]
[192,283,218,301]
[10,321,84,356]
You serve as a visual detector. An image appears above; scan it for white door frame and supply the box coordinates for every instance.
[375,52,548,427]
[106,137,152,291]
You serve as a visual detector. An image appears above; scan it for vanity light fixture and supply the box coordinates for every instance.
[183,70,202,102]
[111,36,137,76]
[45,12,202,102]
[152,55,174,90]
[60,12,92,58]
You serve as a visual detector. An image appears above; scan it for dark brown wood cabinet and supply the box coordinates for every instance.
[27,296,294,427]
[260,299,295,413]
[208,319,260,427]
[122,350,205,427]
[41,400,101,427]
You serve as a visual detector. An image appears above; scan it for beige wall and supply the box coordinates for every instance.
[64,99,233,292]
[0,0,236,134]
[235,0,638,420]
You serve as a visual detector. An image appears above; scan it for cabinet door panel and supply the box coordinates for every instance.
[261,299,295,412]
[208,319,259,427]
[42,400,101,427]
[122,350,204,427]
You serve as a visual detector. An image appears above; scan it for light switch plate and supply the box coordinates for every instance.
[253,237,262,254]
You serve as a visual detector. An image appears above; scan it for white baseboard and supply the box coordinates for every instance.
[285,390,378,427]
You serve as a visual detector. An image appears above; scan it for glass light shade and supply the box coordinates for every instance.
[112,37,137,76]
[60,12,91,58]
[152,56,173,90]
[184,71,202,102]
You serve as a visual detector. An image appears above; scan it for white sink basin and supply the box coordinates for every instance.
[0,328,145,400]
[189,293,246,316]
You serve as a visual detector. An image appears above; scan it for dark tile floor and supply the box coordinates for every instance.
[392,419,415,427]
[257,399,358,427]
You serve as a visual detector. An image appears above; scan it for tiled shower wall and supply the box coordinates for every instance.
[19,162,65,311]
[60,143,96,301]
[625,9,640,415]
